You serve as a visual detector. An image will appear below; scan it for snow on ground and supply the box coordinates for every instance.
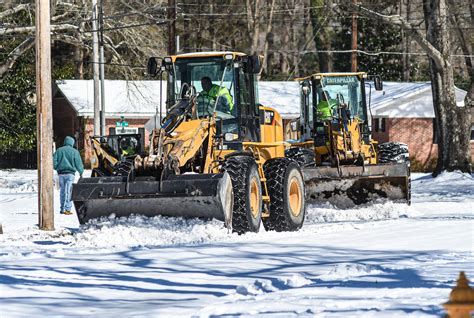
[0,170,473,317]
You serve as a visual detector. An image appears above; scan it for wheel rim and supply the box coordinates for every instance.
[249,177,260,218]
[289,177,302,217]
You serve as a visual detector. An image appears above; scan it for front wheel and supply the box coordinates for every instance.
[263,158,305,232]
[222,156,262,234]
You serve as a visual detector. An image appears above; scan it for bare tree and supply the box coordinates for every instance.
[261,0,276,75]
[310,0,334,72]
[343,0,472,175]
[246,0,263,55]
[0,1,167,80]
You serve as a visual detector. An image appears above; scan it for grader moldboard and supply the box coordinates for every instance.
[286,72,410,207]
[72,52,306,234]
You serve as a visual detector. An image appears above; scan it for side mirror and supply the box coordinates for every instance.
[290,120,299,132]
[147,57,158,76]
[301,81,311,95]
[248,54,261,74]
[374,75,383,91]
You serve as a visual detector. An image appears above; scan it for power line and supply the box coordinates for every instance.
[84,60,145,68]
[178,47,474,58]
[82,20,169,33]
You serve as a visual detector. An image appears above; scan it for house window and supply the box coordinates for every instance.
[433,118,438,144]
[374,118,379,132]
[373,118,386,133]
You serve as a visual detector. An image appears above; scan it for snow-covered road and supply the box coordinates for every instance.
[0,170,473,317]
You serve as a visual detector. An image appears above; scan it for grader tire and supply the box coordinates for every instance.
[222,156,262,234]
[263,158,305,232]
[378,142,410,165]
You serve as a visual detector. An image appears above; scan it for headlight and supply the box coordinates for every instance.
[224,133,236,142]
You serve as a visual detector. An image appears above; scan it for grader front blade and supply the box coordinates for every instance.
[72,172,234,227]
[302,163,410,207]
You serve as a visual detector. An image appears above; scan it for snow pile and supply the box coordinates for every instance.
[72,215,233,249]
[277,274,313,288]
[412,171,474,201]
[318,264,385,281]
[0,175,37,193]
[306,201,413,224]
[236,280,277,296]
[236,274,312,296]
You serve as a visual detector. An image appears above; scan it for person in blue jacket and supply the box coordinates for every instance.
[53,136,84,215]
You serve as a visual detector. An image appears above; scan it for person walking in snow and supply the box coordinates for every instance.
[53,136,84,215]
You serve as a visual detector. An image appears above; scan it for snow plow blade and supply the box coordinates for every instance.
[71,172,233,226]
[302,163,410,206]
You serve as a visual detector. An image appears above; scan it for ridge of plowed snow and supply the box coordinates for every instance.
[318,264,385,281]
[306,201,414,223]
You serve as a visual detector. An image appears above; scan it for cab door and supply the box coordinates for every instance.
[236,68,260,142]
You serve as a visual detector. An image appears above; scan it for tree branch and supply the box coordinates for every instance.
[341,1,447,70]
[0,4,30,20]
[0,38,35,78]
[0,23,78,36]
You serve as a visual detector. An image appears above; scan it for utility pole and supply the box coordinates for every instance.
[99,0,106,136]
[351,0,358,72]
[36,0,54,231]
[92,0,100,135]
[402,0,411,81]
[168,0,176,55]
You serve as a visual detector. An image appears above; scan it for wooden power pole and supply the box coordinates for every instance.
[36,0,54,231]
[351,0,358,72]
[92,0,100,135]
[98,0,106,136]
[168,0,176,55]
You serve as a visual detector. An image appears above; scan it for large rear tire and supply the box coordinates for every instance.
[222,156,262,234]
[378,142,409,165]
[285,147,315,167]
[379,142,411,205]
[263,158,305,232]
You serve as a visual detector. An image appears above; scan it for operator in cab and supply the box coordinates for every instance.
[120,138,136,157]
[200,76,234,114]
[317,90,338,120]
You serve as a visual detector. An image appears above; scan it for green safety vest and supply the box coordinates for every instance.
[121,146,134,156]
[203,84,234,111]
[317,99,337,120]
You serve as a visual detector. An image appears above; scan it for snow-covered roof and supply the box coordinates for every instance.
[55,80,467,120]
[54,79,301,119]
[258,81,301,119]
[55,80,166,118]
[369,82,467,118]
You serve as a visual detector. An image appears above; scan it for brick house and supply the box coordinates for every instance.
[53,80,165,167]
[369,82,471,170]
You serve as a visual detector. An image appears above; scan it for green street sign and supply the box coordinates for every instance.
[116,121,129,127]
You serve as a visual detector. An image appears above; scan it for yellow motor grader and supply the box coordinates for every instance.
[286,72,410,206]
[72,52,306,234]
